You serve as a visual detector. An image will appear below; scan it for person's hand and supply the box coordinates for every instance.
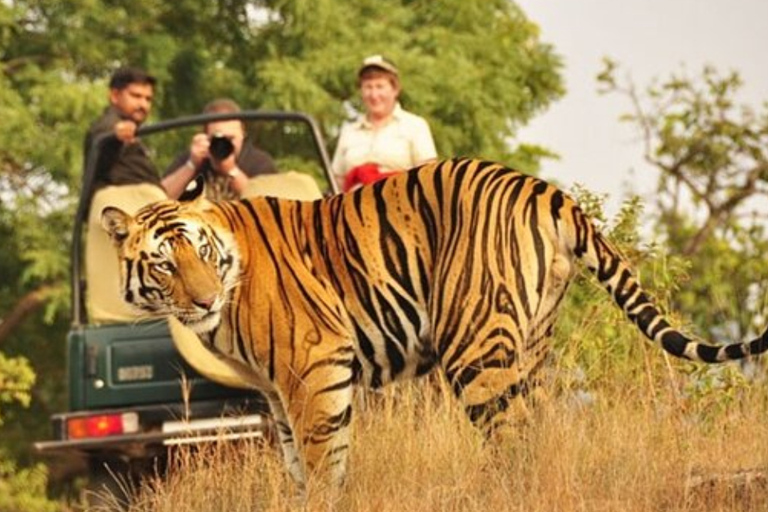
[343,162,392,191]
[189,133,210,168]
[206,136,238,176]
[114,120,138,143]
[206,136,245,190]
[211,151,238,176]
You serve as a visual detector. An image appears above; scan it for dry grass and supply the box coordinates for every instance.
[91,373,768,512]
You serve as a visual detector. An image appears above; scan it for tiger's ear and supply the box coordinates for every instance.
[179,173,215,213]
[178,173,205,202]
[101,206,134,247]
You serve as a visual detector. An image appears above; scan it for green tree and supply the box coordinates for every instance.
[0,0,564,339]
[597,60,768,342]
[0,0,565,502]
[0,457,60,512]
[0,278,59,511]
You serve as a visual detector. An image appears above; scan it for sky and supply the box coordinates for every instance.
[513,0,768,218]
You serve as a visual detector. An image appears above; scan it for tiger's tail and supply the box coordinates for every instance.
[566,202,768,363]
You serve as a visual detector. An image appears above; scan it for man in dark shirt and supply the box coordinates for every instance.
[84,67,168,323]
[84,67,164,191]
[163,98,277,201]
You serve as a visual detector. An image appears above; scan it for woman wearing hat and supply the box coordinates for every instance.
[332,55,437,191]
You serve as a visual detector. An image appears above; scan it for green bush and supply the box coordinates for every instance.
[0,455,60,512]
[550,190,749,415]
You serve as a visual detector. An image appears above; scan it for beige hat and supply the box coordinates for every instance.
[358,55,399,78]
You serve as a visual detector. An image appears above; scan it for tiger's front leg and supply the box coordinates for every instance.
[274,342,356,488]
[263,390,306,486]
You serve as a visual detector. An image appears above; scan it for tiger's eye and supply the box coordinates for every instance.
[154,261,175,274]
[199,244,212,259]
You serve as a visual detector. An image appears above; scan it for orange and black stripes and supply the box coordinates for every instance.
[104,157,768,486]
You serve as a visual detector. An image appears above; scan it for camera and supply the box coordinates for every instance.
[208,133,235,160]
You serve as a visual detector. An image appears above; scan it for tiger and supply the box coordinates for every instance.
[101,158,768,487]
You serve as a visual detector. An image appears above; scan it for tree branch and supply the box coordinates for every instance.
[0,285,56,345]
[682,214,722,256]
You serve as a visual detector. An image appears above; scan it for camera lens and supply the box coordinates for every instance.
[209,135,234,160]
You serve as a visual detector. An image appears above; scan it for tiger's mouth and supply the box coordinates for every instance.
[171,307,221,334]
[163,289,230,335]
[179,310,222,335]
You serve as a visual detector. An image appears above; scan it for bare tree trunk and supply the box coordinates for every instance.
[0,285,56,344]
[682,216,719,256]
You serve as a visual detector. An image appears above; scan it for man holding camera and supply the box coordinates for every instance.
[163,98,277,201]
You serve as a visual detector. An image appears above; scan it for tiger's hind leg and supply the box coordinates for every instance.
[436,292,540,437]
[438,253,573,439]
[442,340,535,438]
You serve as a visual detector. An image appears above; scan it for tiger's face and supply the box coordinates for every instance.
[101,201,239,334]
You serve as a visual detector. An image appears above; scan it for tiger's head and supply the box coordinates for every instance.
[100,196,239,334]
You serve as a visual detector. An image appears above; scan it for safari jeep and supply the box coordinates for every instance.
[34,110,338,504]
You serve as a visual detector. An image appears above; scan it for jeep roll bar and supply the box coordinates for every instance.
[72,110,337,327]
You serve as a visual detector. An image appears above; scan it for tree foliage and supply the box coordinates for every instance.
[0,0,565,501]
[597,59,768,342]
[0,352,35,425]
[0,0,564,332]
[0,455,60,512]
[552,190,753,423]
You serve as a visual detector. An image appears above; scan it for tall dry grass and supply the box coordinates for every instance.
[94,370,768,512]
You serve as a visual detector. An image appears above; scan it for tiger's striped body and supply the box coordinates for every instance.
[102,158,768,486]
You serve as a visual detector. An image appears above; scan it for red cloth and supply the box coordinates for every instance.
[343,162,393,191]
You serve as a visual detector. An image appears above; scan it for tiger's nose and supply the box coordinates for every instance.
[193,296,216,311]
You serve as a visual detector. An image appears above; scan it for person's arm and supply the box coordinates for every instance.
[113,119,139,144]
[212,149,249,195]
[410,117,437,166]
[331,124,352,189]
[225,166,249,195]
[161,133,210,199]
[161,157,198,199]
[85,109,129,185]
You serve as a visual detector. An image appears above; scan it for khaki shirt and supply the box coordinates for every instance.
[331,103,437,183]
